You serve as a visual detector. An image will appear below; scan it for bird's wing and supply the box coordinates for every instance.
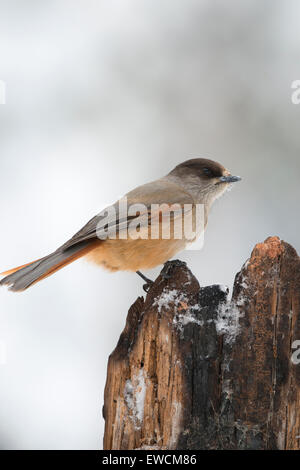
[60,178,194,251]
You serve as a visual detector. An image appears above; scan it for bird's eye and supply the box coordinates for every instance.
[203,168,213,177]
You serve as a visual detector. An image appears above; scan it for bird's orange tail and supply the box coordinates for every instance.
[1,259,41,277]
[0,241,98,292]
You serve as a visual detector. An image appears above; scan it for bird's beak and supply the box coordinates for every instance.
[219,175,242,183]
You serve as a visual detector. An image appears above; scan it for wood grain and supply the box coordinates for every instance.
[103,237,300,450]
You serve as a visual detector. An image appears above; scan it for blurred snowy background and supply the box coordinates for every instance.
[0,0,300,449]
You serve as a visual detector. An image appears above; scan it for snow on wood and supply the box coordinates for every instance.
[103,237,300,450]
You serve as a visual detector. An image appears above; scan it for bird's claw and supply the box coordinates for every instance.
[143,281,154,293]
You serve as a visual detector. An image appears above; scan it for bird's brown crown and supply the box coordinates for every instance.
[169,158,226,180]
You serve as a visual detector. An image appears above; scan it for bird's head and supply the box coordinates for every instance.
[168,158,241,205]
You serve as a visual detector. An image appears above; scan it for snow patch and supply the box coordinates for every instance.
[235,295,247,307]
[168,401,183,449]
[124,369,147,429]
[173,312,204,329]
[242,259,250,270]
[153,286,243,344]
[183,269,193,286]
[216,301,244,344]
[153,289,180,313]
[153,288,203,331]
[239,274,249,289]
[219,284,229,294]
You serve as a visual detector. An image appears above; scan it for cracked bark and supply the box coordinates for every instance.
[103,237,300,450]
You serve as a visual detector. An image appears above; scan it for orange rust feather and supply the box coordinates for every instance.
[29,242,99,287]
[1,259,41,276]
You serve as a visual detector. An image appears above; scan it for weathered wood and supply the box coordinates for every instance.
[103,237,300,450]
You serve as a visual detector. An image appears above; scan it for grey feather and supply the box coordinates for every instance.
[0,242,91,292]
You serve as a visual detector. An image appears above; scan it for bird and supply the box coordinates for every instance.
[0,158,241,292]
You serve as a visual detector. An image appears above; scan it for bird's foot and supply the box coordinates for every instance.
[136,271,154,293]
[161,259,187,280]
[142,281,154,293]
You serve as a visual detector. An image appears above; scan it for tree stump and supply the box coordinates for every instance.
[103,236,300,450]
